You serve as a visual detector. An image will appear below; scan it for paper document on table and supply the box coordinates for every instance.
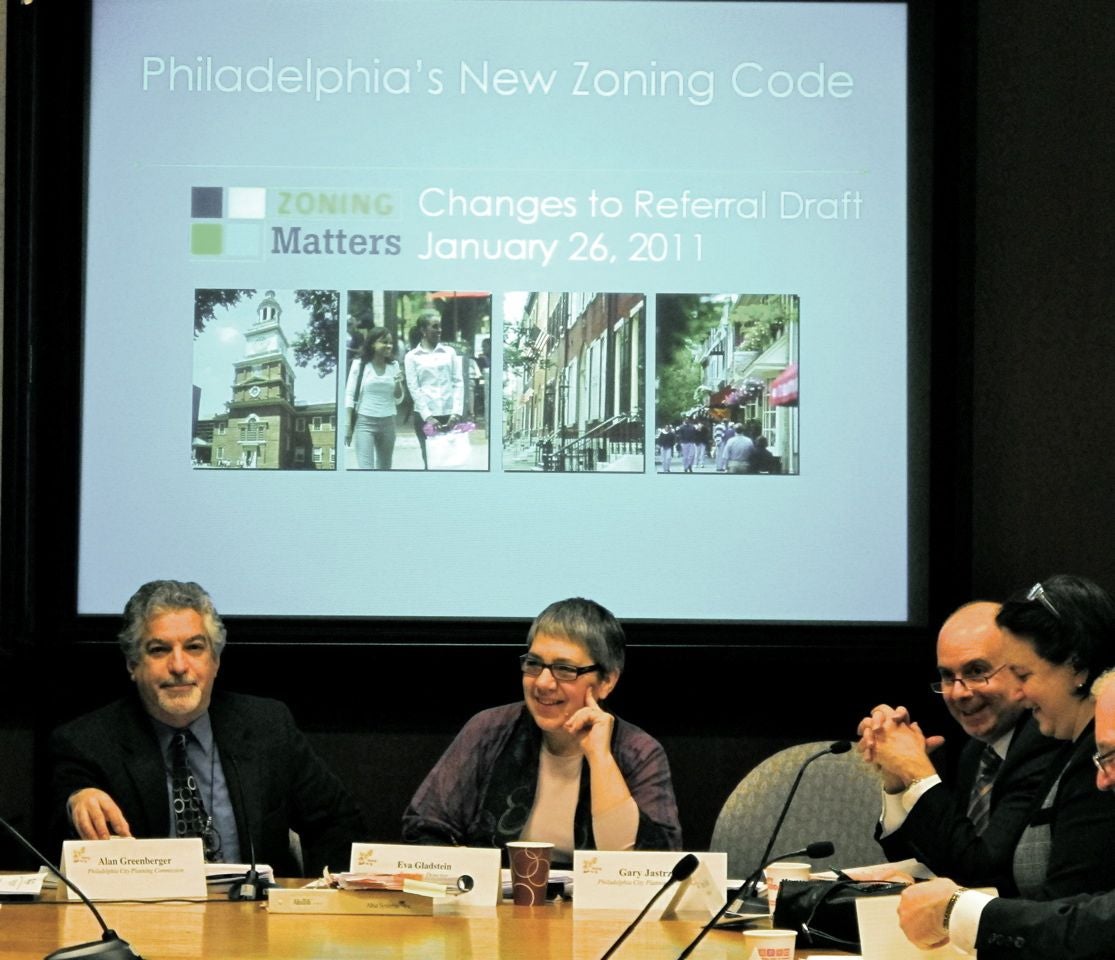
[841,858,935,882]
[0,873,45,899]
[855,894,960,960]
[327,871,414,891]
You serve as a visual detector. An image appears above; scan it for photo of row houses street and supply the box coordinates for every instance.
[503,292,645,472]
[656,294,799,475]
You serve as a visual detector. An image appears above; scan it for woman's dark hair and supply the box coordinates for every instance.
[409,308,440,349]
[360,326,393,362]
[415,307,441,339]
[997,574,1115,697]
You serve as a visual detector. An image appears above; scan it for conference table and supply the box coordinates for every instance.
[1,881,853,959]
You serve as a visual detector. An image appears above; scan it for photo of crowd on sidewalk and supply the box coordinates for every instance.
[655,293,799,476]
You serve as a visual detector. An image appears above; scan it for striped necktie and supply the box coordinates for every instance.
[966,743,1002,836]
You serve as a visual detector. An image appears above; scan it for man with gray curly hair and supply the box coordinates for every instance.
[116,579,227,662]
[49,580,365,875]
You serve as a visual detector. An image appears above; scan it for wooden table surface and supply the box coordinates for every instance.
[0,883,852,959]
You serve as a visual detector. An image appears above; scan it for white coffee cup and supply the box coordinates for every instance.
[763,861,811,915]
[742,927,797,960]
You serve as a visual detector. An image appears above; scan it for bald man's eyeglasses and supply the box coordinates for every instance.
[930,663,1007,694]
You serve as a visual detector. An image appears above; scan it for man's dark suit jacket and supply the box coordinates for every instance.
[49,691,366,876]
[975,889,1115,958]
[879,714,1060,890]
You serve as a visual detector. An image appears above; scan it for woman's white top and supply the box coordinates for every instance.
[404,343,463,419]
[345,358,400,417]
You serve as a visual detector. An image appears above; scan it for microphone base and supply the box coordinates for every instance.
[228,870,272,901]
[229,880,269,901]
[228,880,258,901]
[44,933,141,960]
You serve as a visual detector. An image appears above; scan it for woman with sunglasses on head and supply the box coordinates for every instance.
[993,574,1115,899]
[402,598,682,864]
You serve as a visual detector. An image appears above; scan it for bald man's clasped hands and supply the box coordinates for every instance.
[857,702,946,796]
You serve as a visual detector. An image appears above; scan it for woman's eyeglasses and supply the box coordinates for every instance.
[519,654,600,682]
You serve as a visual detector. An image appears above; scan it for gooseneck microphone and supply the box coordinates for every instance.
[224,752,270,901]
[675,841,835,960]
[0,814,142,960]
[735,840,835,909]
[598,853,700,960]
[749,739,851,896]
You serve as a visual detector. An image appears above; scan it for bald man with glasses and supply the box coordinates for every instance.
[857,602,1060,889]
[898,669,1115,958]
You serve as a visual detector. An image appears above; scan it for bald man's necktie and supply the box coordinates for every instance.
[967,744,1002,836]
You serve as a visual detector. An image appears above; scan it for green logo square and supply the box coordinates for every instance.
[191,223,223,255]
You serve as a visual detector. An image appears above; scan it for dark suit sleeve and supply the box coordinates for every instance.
[49,722,107,847]
[258,701,367,876]
[50,724,105,836]
[881,726,1058,889]
[976,891,1115,959]
[47,702,166,853]
[878,737,982,864]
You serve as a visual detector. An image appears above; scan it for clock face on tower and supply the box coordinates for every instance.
[248,385,262,398]
[247,334,280,357]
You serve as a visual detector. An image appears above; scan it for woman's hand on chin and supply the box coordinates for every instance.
[564,689,615,761]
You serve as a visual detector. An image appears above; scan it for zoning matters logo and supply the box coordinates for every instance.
[190,187,266,257]
[189,186,400,259]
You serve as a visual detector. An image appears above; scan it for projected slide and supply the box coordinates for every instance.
[79,0,910,621]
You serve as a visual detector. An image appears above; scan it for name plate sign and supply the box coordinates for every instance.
[573,850,727,918]
[349,843,501,906]
[62,838,206,901]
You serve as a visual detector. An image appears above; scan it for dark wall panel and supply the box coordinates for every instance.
[971,1,1115,597]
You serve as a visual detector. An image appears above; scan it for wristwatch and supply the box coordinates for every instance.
[943,887,968,930]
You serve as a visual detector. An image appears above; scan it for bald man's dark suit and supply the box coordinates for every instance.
[879,714,1060,891]
[49,691,366,876]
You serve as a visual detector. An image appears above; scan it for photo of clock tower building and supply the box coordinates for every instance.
[193,290,337,470]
